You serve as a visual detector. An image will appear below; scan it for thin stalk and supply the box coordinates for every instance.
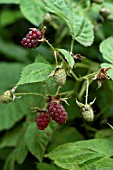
[44,38,79,81]
[15,92,46,98]
[70,38,74,52]
[56,86,61,95]
[85,79,89,105]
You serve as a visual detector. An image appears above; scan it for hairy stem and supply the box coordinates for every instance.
[15,92,46,98]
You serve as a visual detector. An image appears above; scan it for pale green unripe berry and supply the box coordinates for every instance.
[81,105,94,122]
[54,68,66,86]
[0,91,13,103]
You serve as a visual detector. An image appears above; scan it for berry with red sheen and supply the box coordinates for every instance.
[36,111,50,130]
[21,28,43,48]
[47,102,68,124]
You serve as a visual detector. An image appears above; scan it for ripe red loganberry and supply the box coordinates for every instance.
[47,102,68,124]
[36,111,50,130]
[21,28,43,48]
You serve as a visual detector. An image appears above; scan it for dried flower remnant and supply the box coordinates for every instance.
[93,67,111,88]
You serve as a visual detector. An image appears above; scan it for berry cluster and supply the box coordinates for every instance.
[47,102,67,124]
[36,96,68,130]
[21,28,43,48]
[36,111,50,130]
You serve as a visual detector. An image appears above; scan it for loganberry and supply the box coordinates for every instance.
[36,111,50,130]
[47,102,68,124]
[54,68,66,86]
[21,28,43,48]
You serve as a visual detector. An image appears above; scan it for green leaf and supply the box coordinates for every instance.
[3,150,16,170]
[101,63,113,80]
[95,129,113,139]
[0,96,37,131]
[17,63,51,85]
[35,54,50,64]
[25,121,57,162]
[0,10,22,27]
[15,141,28,164]
[100,37,113,64]
[47,127,84,152]
[0,0,19,4]
[0,125,23,148]
[58,49,74,68]
[37,162,63,170]
[0,38,28,62]
[0,63,24,93]
[71,17,94,47]
[44,0,94,46]
[20,0,46,26]
[15,124,28,164]
[46,138,113,169]
[44,0,70,20]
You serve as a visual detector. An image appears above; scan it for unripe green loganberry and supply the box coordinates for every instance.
[91,0,104,4]
[54,68,66,86]
[81,105,94,122]
[0,91,13,104]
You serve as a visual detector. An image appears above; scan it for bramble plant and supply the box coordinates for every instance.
[0,0,113,170]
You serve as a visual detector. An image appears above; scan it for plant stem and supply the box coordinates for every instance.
[44,38,79,81]
[79,71,98,81]
[70,70,79,81]
[15,92,46,98]
[85,79,89,105]
[56,86,61,95]
[70,38,74,52]
[44,39,55,51]
[44,39,99,82]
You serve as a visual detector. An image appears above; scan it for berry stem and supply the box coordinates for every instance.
[44,38,79,81]
[79,71,98,81]
[70,37,74,52]
[15,92,46,98]
[85,79,89,105]
[56,86,61,95]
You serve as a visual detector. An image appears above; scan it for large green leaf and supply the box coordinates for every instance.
[44,0,94,46]
[0,125,23,148]
[17,63,51,85]
[0,95,37,131]
[37,162,63,170]
[100,37,113,64]
[0,38,28,62]
[15,124,28,164]
[0,63,24,93]
[44,0,70,20]
[66,13,94,47]
[58,49,74,68]
[46,138,113,170]
[0,10,22,27]
[3,150,15,170]
[0,0,19,4]
[20,0,46,26]
[25,121,57,162]
[47,127,84,152]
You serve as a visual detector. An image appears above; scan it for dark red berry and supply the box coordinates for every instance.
[21,28,43,48]
[47,102,68,124]
[36,111,50,130]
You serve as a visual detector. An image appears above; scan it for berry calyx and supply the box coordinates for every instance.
[47,101,68,124]
[21,28,43,48]
[36,111,50,130]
